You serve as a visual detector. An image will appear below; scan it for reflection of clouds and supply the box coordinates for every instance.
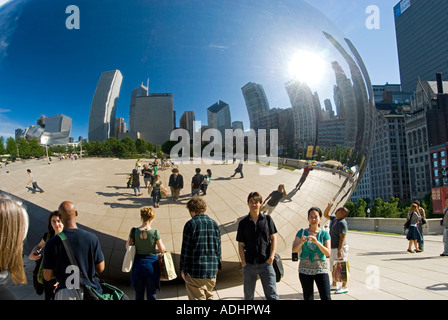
[0,109,24,138]
[0,0,24,62]
[208,43,229,50]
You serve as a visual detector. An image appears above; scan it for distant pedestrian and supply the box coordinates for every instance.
[180,197,221,300]
[413,200,426,251]
[406,203,422,253]
[441,199,448,256]
[135,159,142,173]
[26,169,44,193]
[129,169,143,196]
[231,160,244,178]
[151,175,168,208]
[324,203,349,294]
[191,168,204,196]
[292,207,331,300]
[295,162,313,190]
[237,192,279,300]
[168,168,184,201]
[152,159,159,176]
[141,164,153,188]
[201,169,212,195]
[261,184,286,215]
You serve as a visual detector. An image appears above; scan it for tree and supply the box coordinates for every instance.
[0,136,6,155]
[121,137,136,155]
[17,138,31,158]
[135,138,147,154]
[29,138,44,156]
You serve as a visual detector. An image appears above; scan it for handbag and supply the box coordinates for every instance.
[57,232,128,300]
[122,228,136,273]
[160,188,167,198]
[158,252,177,281]
[404,211,414,230]
[272,253,284,282]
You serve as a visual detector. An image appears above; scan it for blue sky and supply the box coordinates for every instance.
[0,0,401,142]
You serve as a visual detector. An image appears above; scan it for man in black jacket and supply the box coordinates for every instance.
[168,168,184,201]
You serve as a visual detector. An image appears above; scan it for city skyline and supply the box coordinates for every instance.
[0,0,401,141]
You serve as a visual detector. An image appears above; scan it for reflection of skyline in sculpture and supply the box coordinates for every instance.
[241,29,375,202]
[25,114,72,145]
[88,70,123,142]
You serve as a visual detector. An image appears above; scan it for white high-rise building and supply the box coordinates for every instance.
[88,70,123,142]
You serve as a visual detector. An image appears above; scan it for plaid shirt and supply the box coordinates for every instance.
[180,214,222,279]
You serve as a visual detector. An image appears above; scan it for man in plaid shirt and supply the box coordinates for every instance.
[180,196,222,300]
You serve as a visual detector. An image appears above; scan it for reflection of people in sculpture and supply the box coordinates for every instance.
[295,162,313,190]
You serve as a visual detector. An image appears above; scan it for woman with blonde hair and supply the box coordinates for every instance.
[0,195,29,299]
[127,207,166,300]
[406,203,422,253]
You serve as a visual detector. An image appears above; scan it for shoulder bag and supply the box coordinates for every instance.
[57,232,128,300]
[404,211,414,230]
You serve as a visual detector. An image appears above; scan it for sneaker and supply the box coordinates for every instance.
[335,287,348,294]
[330,285,339,292]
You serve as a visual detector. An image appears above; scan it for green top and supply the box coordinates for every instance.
[130,228,161,255]
[152,181,162,191]
[296,229,330,263]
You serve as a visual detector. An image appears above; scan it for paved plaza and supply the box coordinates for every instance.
[2,158,448,300]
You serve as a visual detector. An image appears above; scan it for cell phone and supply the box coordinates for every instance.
[292,252,298,261]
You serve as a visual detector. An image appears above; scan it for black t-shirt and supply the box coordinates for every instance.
[142,168,153,179]
[43,228,104,292]
[267,190,284,206]
[191,174,204,189]
[236,213,277,264]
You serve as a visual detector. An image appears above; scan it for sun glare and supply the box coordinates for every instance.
[288,50,327,86]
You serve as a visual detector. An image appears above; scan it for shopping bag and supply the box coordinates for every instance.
[121,245,136,273]
[160,188,167,198]
[158,252,177,281]
[333,260,350,283]
[122,227,136,272]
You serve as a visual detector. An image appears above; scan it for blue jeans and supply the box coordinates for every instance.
[242,262,279,300]
[134,275,157,300]
[152,191,161,205]
[131,254,160,300]
[443,228,448,254]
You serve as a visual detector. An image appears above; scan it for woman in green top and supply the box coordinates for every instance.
[292,207,331,300]
[127,207,166,300]
[151,174,168,208]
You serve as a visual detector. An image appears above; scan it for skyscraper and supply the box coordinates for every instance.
[133,93,174,146]
[241,82,270,131]
[180,111,195,139]
[394,0,448,93]
[88,70,123,142]
[207,100,231,137]
[129,83,148,134]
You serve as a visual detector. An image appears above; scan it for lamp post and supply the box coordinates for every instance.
[40,136,50,164]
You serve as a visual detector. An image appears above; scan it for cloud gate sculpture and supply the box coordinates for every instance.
[0,0,375,282]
